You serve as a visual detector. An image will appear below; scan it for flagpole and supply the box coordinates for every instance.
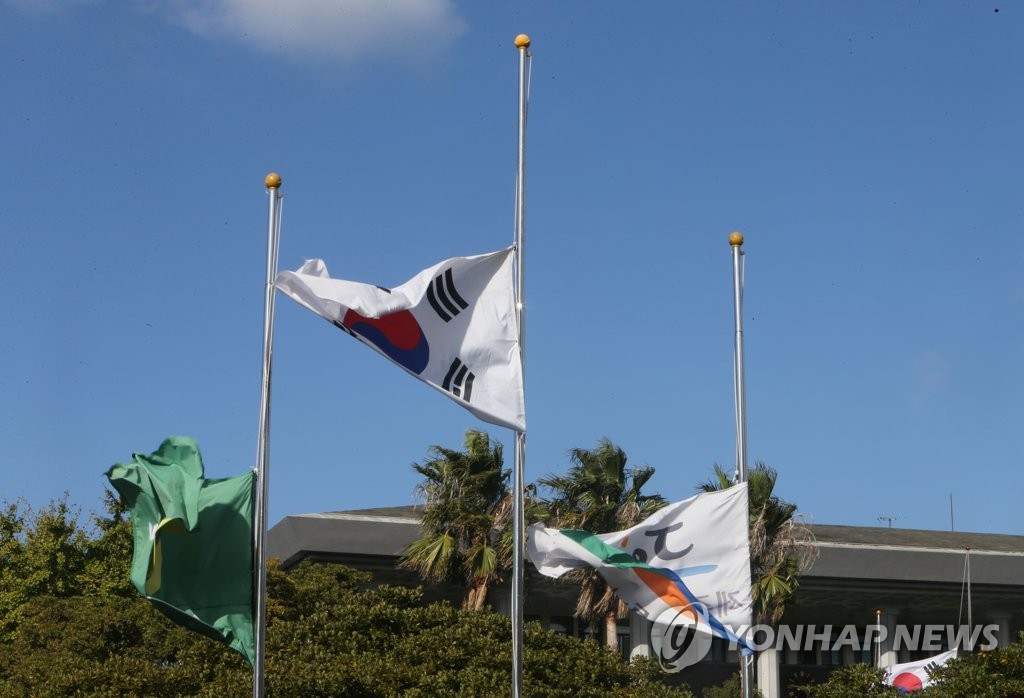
[730,232,749,485]
[253,172,283,698]
[511,32,530,698]
[729,231,754,698]
[965,547,973,650]
[876,609,882,667]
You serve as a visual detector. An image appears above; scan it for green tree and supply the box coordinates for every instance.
[698,462,816,625]
[0,495,93,643]
[0,489,696,697]
[923,633,1024,697]
[0,493,252,697]
[794,663,900,697]
[539,437,667,652]
[80,490,135,598]
[266,561,693,698]
[399,430,512,610]
[701,672,764,698]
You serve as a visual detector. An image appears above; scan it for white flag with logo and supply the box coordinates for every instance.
[528,484,753,654]
[275,247,524,432]
[883,649,957,692]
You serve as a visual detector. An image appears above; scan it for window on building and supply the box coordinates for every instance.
[617,623,631,661]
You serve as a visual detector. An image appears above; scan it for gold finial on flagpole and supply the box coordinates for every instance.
[264,172,282,189]
[514,34,531,49]
[729,231,744,247]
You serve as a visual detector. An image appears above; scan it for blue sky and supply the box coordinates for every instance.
[2,1,1021,536]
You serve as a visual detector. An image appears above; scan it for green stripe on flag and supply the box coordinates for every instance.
[560,529,671,577]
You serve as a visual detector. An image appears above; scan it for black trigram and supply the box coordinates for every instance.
[426,268,469,322]
[442,358,475,401]
[332,319,357,339]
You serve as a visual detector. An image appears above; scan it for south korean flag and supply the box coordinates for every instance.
[275,246,525,432]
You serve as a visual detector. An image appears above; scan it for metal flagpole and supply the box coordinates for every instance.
[511,33,530,698]
[875,609,882,667]
[729,231,754,698]
[966,547,973,650]
[730,232,749,486]
[253,172,283,698]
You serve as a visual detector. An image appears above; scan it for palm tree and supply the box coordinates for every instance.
[539,437,667,652]
[698,462,817,625]
[399,430,511,611]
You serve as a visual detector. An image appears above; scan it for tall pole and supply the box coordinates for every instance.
[253,172,282,698]
[875,609,882,667]
[511,32,530,698]
[965,547,973,650]
[730,231,748,485]
[729,231,754,698]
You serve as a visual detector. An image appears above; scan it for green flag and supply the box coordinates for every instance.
[106,436,255,666]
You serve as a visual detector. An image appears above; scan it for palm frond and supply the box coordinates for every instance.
[463,542,500,581]
[397,532,457,583]
[403,429,511,610]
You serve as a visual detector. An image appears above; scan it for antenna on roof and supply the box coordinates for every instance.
[877,515,899,528]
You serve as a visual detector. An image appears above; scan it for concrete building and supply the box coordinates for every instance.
[269,507,1024,697]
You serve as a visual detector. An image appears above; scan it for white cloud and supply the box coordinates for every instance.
[160,0,468,66]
